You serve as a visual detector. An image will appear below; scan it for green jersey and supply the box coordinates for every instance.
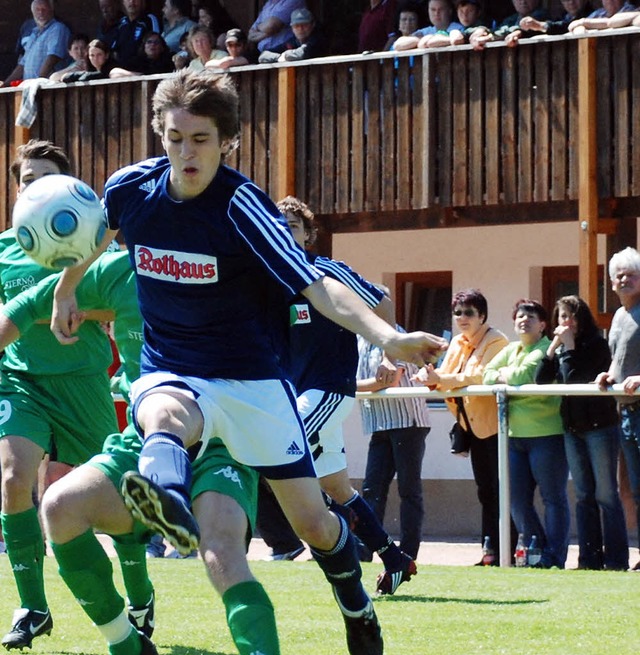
[3,250,141,401]
[0,229,112,376]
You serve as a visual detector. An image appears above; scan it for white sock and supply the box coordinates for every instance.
[97,612,133,645]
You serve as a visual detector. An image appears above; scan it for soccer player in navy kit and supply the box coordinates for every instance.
[51,70,446,654]
[280,196,418,596]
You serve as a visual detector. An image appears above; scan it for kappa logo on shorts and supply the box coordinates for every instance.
[213,466,243,488]
[286,441,304,456]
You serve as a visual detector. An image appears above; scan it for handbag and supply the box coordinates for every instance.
[449,397,474,457]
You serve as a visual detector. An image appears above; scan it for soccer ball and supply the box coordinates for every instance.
[12,174,107,270]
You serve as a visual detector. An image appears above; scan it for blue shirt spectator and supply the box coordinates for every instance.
[2,0,70,86]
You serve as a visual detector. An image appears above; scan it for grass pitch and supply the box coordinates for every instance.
[1,556,639,654]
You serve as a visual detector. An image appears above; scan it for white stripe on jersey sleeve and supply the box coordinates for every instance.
[315,257,382,308]
[228,184,321,294]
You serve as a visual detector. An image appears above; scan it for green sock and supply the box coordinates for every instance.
[1,508,47,611]
[108,627,142,655]
[112,538,154,607]
[50,530,124,626]
[223,580,280,655]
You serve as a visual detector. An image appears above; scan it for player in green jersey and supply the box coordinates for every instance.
[0,140,121,651]
[1,250,280,655]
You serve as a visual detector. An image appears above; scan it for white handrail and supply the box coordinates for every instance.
[355,383,636,567]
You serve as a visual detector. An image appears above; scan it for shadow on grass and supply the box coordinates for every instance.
[378,594,549,605]
[163,646,233,655]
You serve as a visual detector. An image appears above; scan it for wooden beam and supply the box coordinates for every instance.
[577,37,599,311]
[276,66,296,200]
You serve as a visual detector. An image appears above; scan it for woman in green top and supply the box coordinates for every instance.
[483,299,570,568]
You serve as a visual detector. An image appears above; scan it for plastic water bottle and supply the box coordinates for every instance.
[514,533,527,567]
[481,536,495,566]
[527,535,542,567]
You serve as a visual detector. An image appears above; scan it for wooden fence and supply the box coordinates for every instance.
[1,29,639,233]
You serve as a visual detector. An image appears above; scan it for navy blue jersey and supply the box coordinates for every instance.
[288,253,384,396]
[103,157,322,380]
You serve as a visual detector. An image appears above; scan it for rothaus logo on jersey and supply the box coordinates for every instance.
[290,303,311,325]
[135,245,218,284]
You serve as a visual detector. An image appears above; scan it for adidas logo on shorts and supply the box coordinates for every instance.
[286,441,303,456]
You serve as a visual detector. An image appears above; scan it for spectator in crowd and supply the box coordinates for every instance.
[356,323,431,562]
[484,299,570,569]
[112,0,161,69]
[448,0,487,45]
[96,0,124,48]
[568,0,638,32]
[383,3,423,50]
[248,0,306,53]
[49,33,89,82]
[414,289,516,564]
[162,0,197,53]
[196,0,237,34]
[2,0,70,87]
[359,0,398,52]
[258,8,325,63]
[172,29,193,68]
[536,296,628,571]
[469,0,547,49]
[111,32,175,76]
[186,24,226,70]
[597,246,640,572]
[207,28,252,69]
[518,0,593,35]
[62,39,116,82]
[393,0,463,50]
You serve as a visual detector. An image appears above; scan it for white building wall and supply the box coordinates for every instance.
[331,220,640,537]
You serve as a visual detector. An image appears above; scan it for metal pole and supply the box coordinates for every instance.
[496,387,511,568]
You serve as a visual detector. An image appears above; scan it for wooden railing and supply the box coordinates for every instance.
[1,29,639,233]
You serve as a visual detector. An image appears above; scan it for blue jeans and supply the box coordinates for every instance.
[362,426,429,559]
[619,405,640,550]
[509,435,570,568]
[564,425,629,570]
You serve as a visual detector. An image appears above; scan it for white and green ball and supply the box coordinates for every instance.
[12,174,107,270]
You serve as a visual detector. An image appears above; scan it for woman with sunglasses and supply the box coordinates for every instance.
[535,295,628,570]
[414,289,513,564]
[484,298,570,568]
[110,32,174,77]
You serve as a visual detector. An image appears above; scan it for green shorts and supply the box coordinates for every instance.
[89,426,259,543]
[0,370,118,466]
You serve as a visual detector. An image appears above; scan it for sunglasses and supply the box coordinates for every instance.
[453,308,477,317]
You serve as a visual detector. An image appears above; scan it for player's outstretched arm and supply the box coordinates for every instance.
[302,276,448,367]
[51,228,118,344]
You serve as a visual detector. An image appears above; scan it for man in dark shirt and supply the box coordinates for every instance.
[112,0,160,68]
[96,0,124,48]
[358,0,398,52]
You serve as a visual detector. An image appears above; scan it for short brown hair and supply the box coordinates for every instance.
[276,196,317,248]
[151,70,240,152]
[10,139,71,184]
